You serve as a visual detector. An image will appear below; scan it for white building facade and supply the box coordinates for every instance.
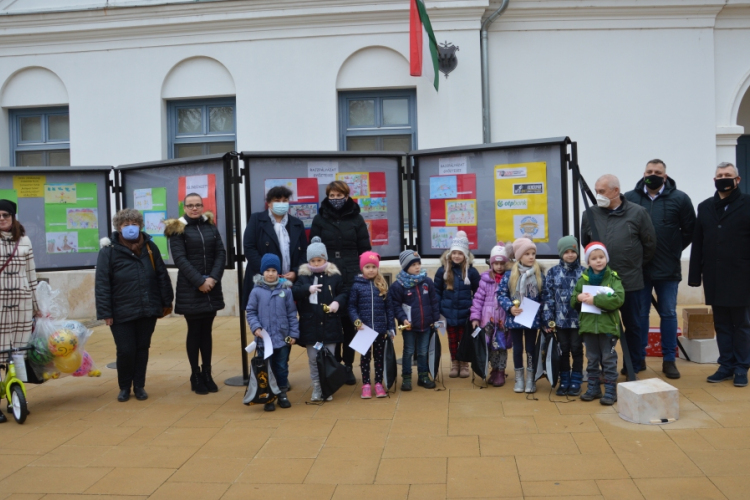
[1,0,750,315]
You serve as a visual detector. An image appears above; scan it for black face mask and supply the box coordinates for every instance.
[715,177,736,193]
[644,174,665,190]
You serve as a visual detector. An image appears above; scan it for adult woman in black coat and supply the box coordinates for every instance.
[309,180,371,383]
[241,185,308,309]
[165,193,226,395]
[96,208,174,402]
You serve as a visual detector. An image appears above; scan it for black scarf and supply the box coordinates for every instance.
[713,186,741,213]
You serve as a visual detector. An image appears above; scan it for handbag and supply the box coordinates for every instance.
[243,351,280,406]
[317,346,347,400]
[383,335,398,391]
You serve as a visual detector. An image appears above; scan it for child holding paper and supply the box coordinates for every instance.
[434,231,481,378]
[348,251,395,399]
[543,236,586,396]
[570,242,625,406]
[292,237,347,403]
[389,250,441,391]
[246,253,299,411]
[498,238,546,394]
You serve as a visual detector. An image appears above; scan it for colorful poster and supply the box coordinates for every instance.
[46,232,78,253]
[445,199,477,226]
[44,183,76,204]
[13,176,45,198]
[66,208,98,229]
[179,175,217,222]
[264,179,298,201]
[0,189,18,215]
[430,176,457,199]
[151,236,169,261]
[357,197,387,219]
[431,226,457,249]
[144,211,167,236]
[336,172,369,198]
[288,203,318,229]
[134,188,154,210]
[365,219,389,246]
[495,162,548,242]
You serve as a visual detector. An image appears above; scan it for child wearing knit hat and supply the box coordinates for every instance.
[470,242,513,387]
[434,231,480,379]
[246,253,299,411]
[347,251,396,398]
[388,250,441,391]
[291,237,348,402]
[497,238,546,394]
[570,241,625,406]
[542,236,586,396]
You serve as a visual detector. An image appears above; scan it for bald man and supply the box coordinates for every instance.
[581,174,656,376]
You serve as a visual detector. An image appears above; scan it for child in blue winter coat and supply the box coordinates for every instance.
[246,253,300,411]
[543,236,585,396]
[389,250,440,391]
[498,238,547,394]
[434,230,480,379]
[348,251,395,399]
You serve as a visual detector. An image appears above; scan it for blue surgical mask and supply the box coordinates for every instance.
[121,225,140,240]
[271,202,289,216]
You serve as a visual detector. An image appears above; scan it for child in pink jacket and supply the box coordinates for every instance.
[470,242,513,386]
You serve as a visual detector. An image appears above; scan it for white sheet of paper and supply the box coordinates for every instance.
[581,286,603,315]
[514,297,541,328]
[402,304,412,322]
[308,161,339,185]
[244,341,257,353]
[309,276,318,304]
[260,329,274,359]
[471,327,482,338]
[439,156,468,175]
[349,325,379,356]
[185,175,209,198]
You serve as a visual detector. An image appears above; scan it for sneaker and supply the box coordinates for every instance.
[417,372,436,389]
[375,383,387,398]
[707,369,734,383]
[734,371,748,387]
[662,361,681,379]
[264,401,276,412]
[361,384,372,399]
[345,365,356,386]
[277,392,291,409]
[311,382,323,402]
[401,376,412,391]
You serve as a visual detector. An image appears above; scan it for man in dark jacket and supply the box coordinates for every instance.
[241,186,308,309]
[625,159,696,379]
[582,174,657,375]
[688,162,750,387]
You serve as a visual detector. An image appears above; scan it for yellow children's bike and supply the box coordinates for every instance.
[0,345,32,424]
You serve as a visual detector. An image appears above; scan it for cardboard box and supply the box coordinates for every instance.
[682,307,715,339]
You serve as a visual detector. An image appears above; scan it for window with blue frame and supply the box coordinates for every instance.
[10,107,70,166]
[338,90,417,151]
[167,98,236,159]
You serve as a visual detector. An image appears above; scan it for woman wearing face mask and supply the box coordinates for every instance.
[95,209,174,403]
[310,180,371,384]
[241,186,308,315]
[0,200,39,422]
[165,193,226,395]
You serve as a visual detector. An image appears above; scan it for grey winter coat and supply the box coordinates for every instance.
[624,177,695,282]
[581,195,657,292]
[245,276,300,349]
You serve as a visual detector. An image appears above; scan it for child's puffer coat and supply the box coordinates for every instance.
[292,263,347,346]
[542,259,585,328]
[497,269,546,330]
[246,276,299,349]
[433,251,480,327]
[348,275,395,334]
[470,270,506,329]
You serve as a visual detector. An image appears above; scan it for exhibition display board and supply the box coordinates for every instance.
[0,166,113,271]
[410,138,572,259]
[240,151,406,258]
[116,154,234,268]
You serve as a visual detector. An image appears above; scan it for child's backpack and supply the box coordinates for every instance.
[243,351,280,406]
[316,346,347,400]
[383,336,398,392]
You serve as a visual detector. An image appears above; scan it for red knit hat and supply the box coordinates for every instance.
[584,241,609,264]
[360,251,380,270]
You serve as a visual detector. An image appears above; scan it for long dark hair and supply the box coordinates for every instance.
[8,218,26,242]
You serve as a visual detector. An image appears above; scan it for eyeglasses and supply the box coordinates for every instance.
[0,213,12,219]
[185,204,203,209]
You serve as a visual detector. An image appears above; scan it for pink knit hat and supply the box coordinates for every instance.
[360,251,380,270]
[512,238,536,260]
[490,242,510,264]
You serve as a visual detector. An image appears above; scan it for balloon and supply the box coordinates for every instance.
[72,351,93,377]
[28,337,53,365]
[48,329,78,357]
[54,351,82,373]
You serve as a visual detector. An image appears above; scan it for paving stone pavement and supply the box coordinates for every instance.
[2,315,746,499]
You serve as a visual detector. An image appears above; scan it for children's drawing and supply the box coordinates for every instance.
[44,184,76,204]
[445,199,477,226]
[431,227,458,249]
[66,208,98,229]
[357,198,387,219]
[46,232,78,253]
[134,188,153,210]
[144,211,167,236]
[430,176,457,199]
[336,172,369,198]
[264,179,298,202]
[288,203,318,228]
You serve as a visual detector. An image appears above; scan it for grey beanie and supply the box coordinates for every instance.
[557,235,579,259]
[399,249,421,271]
[307,236,328,261]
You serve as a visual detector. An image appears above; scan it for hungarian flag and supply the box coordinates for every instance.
[410,0,439,91]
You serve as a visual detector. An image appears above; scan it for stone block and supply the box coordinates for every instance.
[677,336,720,364]
[617,378,679,425]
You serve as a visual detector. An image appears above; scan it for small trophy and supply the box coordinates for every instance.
[512,299,521,308]
[548,320,556,332]
[322,304,330,313]
[396,324,411,332]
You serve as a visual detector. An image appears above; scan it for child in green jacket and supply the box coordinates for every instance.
[570,242,625,405]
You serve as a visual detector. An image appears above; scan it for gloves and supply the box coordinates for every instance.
[328,301,339,313]
[309,284,323,294]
